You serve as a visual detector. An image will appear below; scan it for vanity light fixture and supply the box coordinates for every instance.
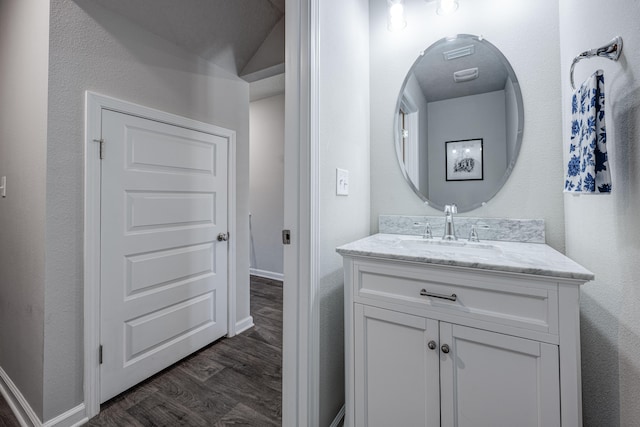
[387,0,407,32]
[436,0,459,15]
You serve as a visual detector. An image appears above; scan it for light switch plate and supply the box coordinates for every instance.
[336,168,349,196]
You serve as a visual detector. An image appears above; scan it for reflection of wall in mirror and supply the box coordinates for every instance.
[427,90,507,205]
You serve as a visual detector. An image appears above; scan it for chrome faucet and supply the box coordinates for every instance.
[443,204,458,240]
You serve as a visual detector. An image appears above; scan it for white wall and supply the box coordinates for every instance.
[44,0,251,420]
[370,0,566,250]
[318,0,371,424]
[0,0,50,419]
[427,90,507,208]
[559,1,640,425]
[250,94,285,277]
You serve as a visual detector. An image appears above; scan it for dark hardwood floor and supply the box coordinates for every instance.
[0,394,20,427]
[0,276,282,427]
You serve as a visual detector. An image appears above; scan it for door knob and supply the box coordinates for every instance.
[428,340,437,350]
[217,233,229,242]
[441,344,450,354]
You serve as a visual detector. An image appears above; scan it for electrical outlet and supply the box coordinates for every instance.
[336,168,349,196]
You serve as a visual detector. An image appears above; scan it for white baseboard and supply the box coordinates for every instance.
[249,268,284,281]
[330,405,345,427]
[0,365,40,427]
[235,316,255,335]
[0,366,87,427]
[43,404,87,427]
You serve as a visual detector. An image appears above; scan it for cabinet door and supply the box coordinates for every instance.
[439,323,560,427]
[354,304,440,427]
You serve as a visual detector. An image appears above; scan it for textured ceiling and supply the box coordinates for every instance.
[412,37,510,102]
[89,0,285,75]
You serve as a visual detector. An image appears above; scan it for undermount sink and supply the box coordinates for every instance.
[398,237,502,255]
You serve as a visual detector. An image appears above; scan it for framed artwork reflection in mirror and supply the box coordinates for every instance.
[445,138,483,181]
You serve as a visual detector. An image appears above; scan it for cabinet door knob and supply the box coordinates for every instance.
[441,344,450,354]
[428,340,437,350]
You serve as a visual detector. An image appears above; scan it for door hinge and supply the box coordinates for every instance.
[93,138,105,159]
[282,229,291,245]
[99,345,103,364]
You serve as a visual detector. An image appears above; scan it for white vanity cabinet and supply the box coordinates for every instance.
[340,246,592,427]
[355,303,560,427]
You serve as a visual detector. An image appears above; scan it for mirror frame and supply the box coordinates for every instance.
[393,34,524,212]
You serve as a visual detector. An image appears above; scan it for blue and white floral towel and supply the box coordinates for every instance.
[564,70,612,193]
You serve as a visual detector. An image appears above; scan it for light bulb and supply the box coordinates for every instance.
[387,0,407,32]
[389,3,404,17]
[437,0,459,16]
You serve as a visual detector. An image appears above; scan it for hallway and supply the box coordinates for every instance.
[0,276,282,426]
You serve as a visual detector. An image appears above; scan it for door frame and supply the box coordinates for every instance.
[283,0,321,425]
[83,91,237,418]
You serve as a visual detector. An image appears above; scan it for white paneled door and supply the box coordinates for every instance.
[99,109,229,402]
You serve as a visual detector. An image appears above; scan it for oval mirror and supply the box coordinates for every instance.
[394,34,524,212]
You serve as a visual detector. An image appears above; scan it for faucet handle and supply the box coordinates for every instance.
[468,223,490,242]
[468,225,479,242]
[444,204,458,214]
[424,222,433,239]
[413,221,433,239]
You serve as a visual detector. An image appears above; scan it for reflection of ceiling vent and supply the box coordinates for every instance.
[453,67,479,82]
[443,45,475,60]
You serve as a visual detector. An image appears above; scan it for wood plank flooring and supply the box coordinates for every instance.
[0,393,20,427]
[0,276,283,427]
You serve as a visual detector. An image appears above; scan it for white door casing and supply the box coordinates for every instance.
[84,92,237,416]
[282,0,320,425]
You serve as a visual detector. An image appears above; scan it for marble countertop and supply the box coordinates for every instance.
[336,233,594,281]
